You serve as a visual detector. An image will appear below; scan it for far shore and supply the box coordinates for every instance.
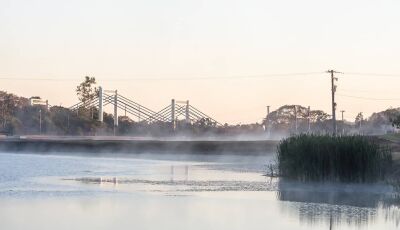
[2,134,400,163]
[0,136,279,155]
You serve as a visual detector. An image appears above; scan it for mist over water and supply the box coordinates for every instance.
[0,151,399,230]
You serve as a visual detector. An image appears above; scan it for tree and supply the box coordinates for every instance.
[355,112,364,128]
[0,91,29,133]
[391,116,400,129]
[309,110,330,123]
[76,76,99,105]
[385,108,400,129]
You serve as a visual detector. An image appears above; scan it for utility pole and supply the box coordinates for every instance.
[266,106,270,127]
[327,70,341,135]
[171,99,175,131]
[39,109,42,135]
[98,86,103,122]
[185,100,190,124]
[294,105,298,133]
[266,106,270,136]
[308,106,311,133]
[340,110,345,135]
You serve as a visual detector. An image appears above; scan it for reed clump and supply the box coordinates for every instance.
[277,134,392,182]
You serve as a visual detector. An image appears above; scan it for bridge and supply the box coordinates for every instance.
[69,87,221,129]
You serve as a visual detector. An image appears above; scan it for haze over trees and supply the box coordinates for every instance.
[264,105,331,136]
[0,78,400,136]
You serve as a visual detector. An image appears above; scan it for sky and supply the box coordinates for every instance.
[1,0,400,124]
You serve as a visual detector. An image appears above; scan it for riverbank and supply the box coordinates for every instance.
[0,136,279,155]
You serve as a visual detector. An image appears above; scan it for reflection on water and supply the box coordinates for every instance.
[383,205,400,227]
[277,180,392,208]
[277,179,400,229]
[0,152,400,229]
[280,198,377,228]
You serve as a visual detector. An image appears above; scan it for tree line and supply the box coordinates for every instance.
[0,77,399,137]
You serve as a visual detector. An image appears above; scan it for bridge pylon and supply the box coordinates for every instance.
[98,86,103,122]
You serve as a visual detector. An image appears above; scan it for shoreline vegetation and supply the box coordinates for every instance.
[277,134,393,183]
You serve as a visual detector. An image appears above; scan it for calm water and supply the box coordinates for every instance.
[0,152,399,230]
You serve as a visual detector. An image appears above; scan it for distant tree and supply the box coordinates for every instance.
[309,110,330,123]
[386,108,400,128]
[118,116,137,135]
[355,112,364,127]
[264,105,334,134]
[367,108,397,128]
[76,76,99,105]
[0,91,29,134]
[266,105,326,125]
[391,117,400,129]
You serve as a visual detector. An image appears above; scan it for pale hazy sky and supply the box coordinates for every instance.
[1,0,400,124]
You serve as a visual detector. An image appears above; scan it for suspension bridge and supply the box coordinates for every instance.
[68,87,221,129]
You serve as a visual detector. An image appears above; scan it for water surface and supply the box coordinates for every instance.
[0,152,399,230]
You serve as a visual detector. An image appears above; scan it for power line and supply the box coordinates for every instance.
[344,72,400,78]
[338,88,398,93]
[3,71,400,81]
[337,93,400,101]
[0,72,324,81]
[0,77,76,81]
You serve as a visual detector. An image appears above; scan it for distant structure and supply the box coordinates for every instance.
[68,86,221,132]
[29,96,49,110]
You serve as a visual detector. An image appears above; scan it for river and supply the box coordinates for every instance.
[0,152,399,230]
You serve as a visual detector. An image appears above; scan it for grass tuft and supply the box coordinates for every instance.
[277,134,392,182]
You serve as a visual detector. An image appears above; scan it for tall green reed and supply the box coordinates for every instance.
[277,134,392,182]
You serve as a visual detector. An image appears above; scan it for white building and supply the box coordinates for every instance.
[29,96,49,110]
